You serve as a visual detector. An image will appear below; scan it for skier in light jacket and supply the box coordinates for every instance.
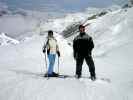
[43,30,60,77]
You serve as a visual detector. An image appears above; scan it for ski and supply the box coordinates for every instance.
[43,74,111,83]
[43,74,72,79]
[67,76,110,83]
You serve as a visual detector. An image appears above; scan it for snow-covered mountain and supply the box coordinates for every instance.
[0,2,9,16]
[129,0,133,5]
[0,32,19,45]
[0,3,121,39]
[0,5,133,100]
[64,7,133,57]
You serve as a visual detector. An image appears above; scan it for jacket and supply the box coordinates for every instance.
[73,32,94,57]
[43,37,59,55]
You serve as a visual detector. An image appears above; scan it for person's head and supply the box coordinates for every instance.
[48,30,53,37]
[79,25,85,33]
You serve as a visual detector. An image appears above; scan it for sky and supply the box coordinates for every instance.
[0,0,128,13]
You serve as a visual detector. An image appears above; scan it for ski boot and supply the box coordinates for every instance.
[90,76,96,81]
[75,74,81,79]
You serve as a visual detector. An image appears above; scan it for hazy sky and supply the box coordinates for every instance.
[0,0,128,13]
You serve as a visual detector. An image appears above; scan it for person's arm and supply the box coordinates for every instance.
[90,37,94,49]
[73,38,77,59]
[56,46,60,57]
[55,38,60,57]
[56,43,60,57]
[43,39,49,53]
[88,36,94,52]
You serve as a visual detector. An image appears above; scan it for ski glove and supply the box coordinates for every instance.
[57,51,60,57]
[43,48,46,53]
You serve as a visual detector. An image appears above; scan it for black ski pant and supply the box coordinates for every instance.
[76,55,96,77]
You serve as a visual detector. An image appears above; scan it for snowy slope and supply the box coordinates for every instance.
[90,7,133,57]
[0,34,117,100]
[0,7,133,100]
[66,7,133,57]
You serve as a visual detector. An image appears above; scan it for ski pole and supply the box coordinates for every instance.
[57,56,60,75]
[44,52,48,76]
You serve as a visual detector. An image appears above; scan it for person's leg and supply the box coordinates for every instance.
[85,55,96,78]
[48,54,56,75]
[76,56,84,78]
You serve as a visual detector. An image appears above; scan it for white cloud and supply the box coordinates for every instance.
[0,14,38,38]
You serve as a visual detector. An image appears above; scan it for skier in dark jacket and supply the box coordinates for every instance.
[73,25,96,80]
